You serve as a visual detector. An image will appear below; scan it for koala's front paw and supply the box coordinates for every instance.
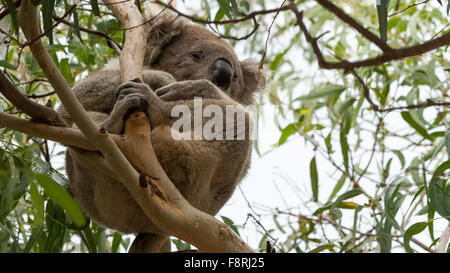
[155,79,226,101]
[115,78,153,101]
[143,70,176,90]
[104,80,153,134]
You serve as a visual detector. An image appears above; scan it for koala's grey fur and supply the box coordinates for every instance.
[58,14,266,242]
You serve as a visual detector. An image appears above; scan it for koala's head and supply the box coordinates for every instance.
[144,13,266,105]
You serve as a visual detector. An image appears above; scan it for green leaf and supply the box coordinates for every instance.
[310,156,319,202]
[428,160,450,222]
[327,174,346,202]
[82,228,97,253]
[314,189,363,215]
[217,0,232,19]
[446,128,450,159]
[296,84,346,101]
[42,0,55,44]
[44,200,67,252]
[401,111,434,140]
[230,0,239,16]
[277,122,300,146]
[221,215,240,236]
[392,150,405,169]
[309,244,335,253]
[72,9,83,42]
[172,238,191,251]
[0,60,16,70]
[111,232,122,253]
[91,0,101,17]
[376,0,389,42]
[404,222,428,253]
[336,98,356,115]
[384,182,405,231]
[59,58,73,84]
[34,173,87,228]
[23,224,44,253]
[5,0,19,35]
[273,215,285,234]
[29,182,44,226]
[214,8,225,23]
[340,129,349,172]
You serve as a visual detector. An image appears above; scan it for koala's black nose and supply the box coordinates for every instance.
[212,59,233,90]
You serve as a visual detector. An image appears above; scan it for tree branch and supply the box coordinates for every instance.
[0,111,95,150]
[52,14,122,54]
[289,0,450,70]
[351,68,450,112]
[0,71,66,125]
[314,0,391,52]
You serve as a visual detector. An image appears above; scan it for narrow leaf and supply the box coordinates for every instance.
[429,161,450,222]
[221,215,240,236]
[0,60,16,70]
[310,156,319,202]
[392,150,406,169]
[401,111,434,140]
[34,173,87,227]
[42,0,55,44]
[5,0,19,35]
[59,58,73,84]
[328,174,346,202]
[340,129,349,172]
[376,0,389,42]
[29,182,44,226]
[445,128,450,159]
[404,222,428,253]
[296,84,346,101]
[91,0,101,16]
[23,224,44,253]
[309,244,335,253]
[72,9,83,42]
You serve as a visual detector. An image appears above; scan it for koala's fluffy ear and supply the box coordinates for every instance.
[238,59,267,105]
[144,13,186,65]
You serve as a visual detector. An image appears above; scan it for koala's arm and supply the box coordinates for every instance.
[57,69,175,127]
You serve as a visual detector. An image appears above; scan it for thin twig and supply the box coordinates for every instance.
[389,0,431,17]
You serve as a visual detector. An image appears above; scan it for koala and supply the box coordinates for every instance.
[57,14,266,252]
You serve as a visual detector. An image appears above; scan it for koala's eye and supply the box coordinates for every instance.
[191,53,202,61]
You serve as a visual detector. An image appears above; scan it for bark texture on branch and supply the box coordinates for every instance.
[102,0,147,82]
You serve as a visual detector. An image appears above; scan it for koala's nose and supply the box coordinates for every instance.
[212,59,233,90]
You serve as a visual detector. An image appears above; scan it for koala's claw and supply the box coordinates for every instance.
[116,80,153,100]
[103,93,150,134]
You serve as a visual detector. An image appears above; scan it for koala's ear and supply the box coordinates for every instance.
[238,59,267,105]
[144,13,186,65]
